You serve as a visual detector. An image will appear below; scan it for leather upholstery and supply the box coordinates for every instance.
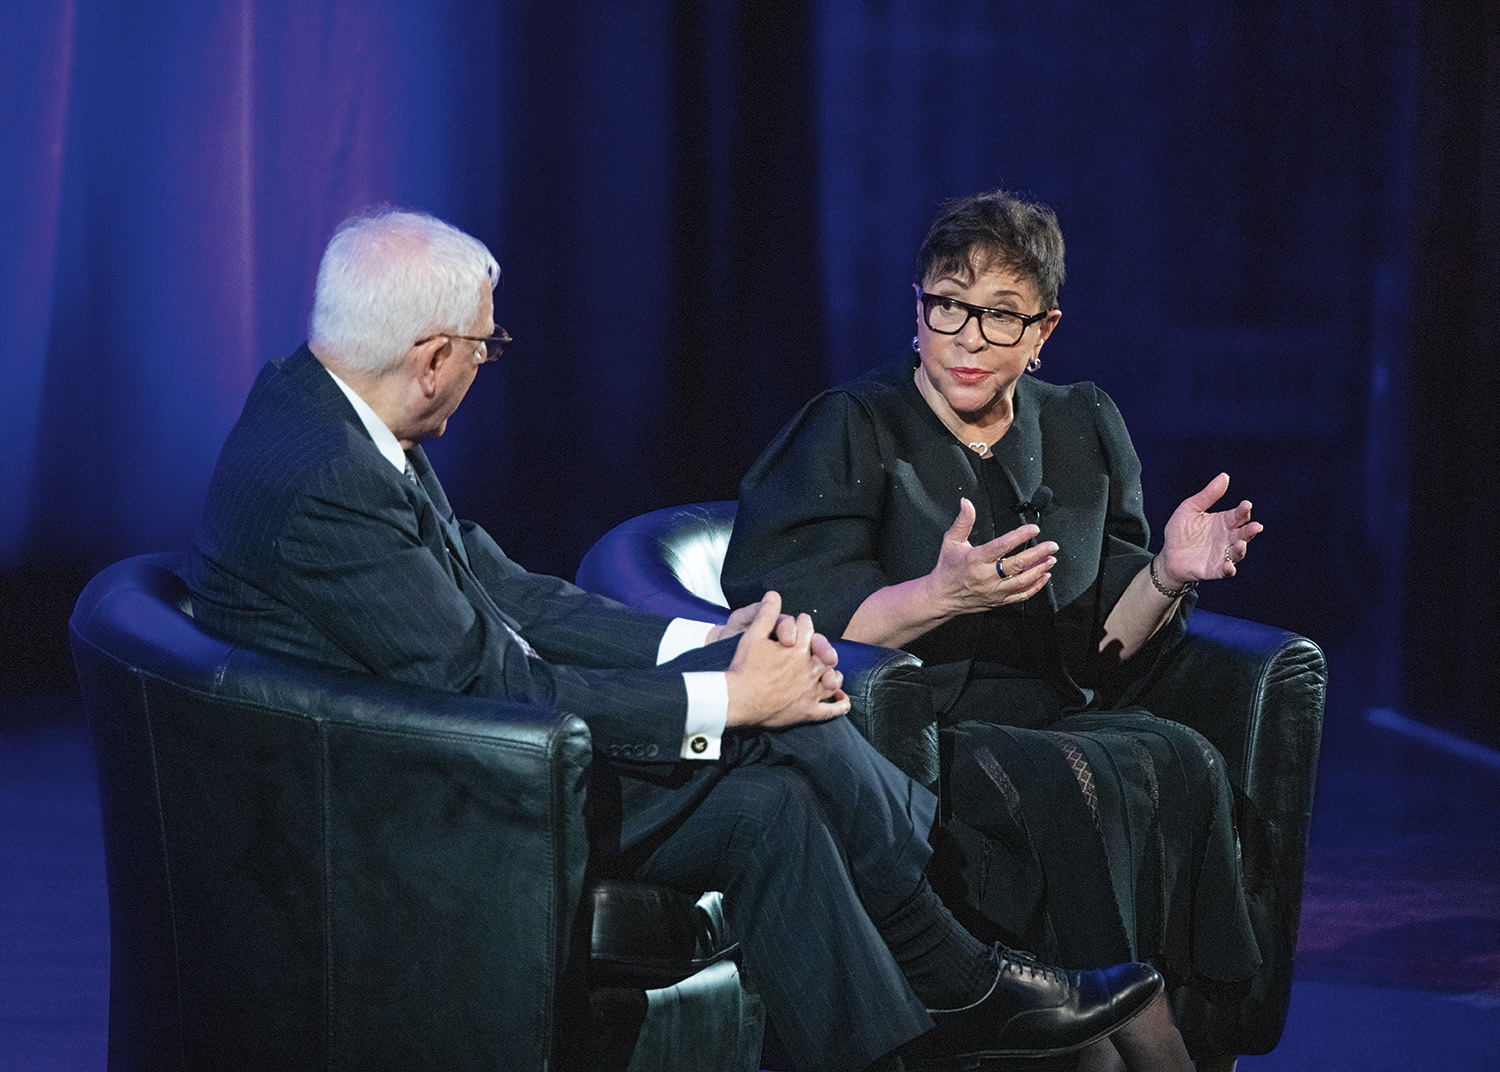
[576,501,1327,1058]
[1136,609,1327,1056]
[588,885,736,988]
[69,553,763,1072]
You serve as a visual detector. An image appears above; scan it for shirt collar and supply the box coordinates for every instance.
[324,366,408,473]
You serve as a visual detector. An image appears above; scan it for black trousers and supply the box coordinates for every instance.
[610,711,938,1072]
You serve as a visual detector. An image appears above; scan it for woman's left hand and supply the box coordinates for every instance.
[1158,473,1263,587]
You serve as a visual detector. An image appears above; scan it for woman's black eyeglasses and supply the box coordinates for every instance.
[919,290,1049,347]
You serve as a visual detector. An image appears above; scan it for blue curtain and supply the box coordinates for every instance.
[1404,1,1500,739]
[9,0,1491,737]
[4,0,508,568]
[1,0,829,580]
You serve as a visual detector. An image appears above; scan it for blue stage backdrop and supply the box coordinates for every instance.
[2,2,1496,742]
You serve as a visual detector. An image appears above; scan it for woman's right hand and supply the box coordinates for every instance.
[844,499,1056,648]
[927,498,1056,615]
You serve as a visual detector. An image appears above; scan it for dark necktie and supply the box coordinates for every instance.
[403,451,535,657]
[403,454,470,569]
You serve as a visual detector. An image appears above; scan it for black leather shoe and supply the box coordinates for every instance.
[902,946,1163,1066]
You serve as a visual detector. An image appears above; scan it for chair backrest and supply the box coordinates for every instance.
[69,554,591,1072]
[576,502,737,622]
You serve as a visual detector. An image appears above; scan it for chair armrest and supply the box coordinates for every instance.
[69,554,597,1071]
[1137,608,1326,1056]
[840,640,938,789]
[298,691,594,1069]
[1137,609,1326,790]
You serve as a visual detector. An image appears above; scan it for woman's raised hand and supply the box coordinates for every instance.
[928,498,1056,615]
[1158,473,1263,587]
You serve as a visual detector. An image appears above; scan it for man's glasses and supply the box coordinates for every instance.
[414,329,513,363]
[918,290,1049,347]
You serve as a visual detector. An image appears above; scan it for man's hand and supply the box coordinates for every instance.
[710,596,845,668]
[708,599,770,644]
[724,592,850,729]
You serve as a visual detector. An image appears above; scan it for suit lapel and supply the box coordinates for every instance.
[403,447,536,650]
[406,445,455,521]
[405,445,472,570]
[990,377,1044,507]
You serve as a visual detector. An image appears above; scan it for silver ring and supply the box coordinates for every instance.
[1224,547,1234,563]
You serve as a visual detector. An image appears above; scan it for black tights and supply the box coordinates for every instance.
[1076,993,1193,1072]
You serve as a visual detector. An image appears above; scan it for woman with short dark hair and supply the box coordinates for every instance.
[724,189,1262,1072]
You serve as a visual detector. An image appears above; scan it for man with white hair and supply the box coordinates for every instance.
[187,208,1160,1072]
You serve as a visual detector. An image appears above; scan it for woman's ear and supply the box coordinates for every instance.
[1037,308,1062,344]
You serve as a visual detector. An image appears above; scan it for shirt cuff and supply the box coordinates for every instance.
[657,618,717,664]
[680,671,727,760]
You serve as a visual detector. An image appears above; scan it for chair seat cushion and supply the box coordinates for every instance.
[587,881,738,988]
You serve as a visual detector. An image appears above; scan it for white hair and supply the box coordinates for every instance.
[308,209,500,373]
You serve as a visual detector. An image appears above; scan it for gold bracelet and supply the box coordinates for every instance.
[1149,555,1197,599]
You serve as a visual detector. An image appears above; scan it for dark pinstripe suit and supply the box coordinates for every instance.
[187,347,938,1070]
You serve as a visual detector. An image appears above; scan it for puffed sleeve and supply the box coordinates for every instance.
[1088,386,1194,695]
[721,390,892,636]
[1092,386,1156,613]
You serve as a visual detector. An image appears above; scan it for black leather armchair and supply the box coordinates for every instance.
[69,553,764,1072]
[576,501,1327,1060]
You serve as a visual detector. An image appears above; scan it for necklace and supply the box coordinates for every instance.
[913,367,1004,458]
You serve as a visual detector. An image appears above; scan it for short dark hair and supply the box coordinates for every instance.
[915,189,1066,311]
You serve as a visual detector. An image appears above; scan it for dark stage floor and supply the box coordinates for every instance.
[3,661,1498,1070]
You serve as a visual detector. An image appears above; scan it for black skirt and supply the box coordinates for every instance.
[931,707,1262,995]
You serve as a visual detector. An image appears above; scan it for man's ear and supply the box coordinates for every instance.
[411,337,449,398]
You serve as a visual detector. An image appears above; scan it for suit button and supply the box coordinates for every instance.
[646,743,659,758]
[689,735,708,755]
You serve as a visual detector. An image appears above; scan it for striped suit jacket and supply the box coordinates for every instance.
[188,345,709,767]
